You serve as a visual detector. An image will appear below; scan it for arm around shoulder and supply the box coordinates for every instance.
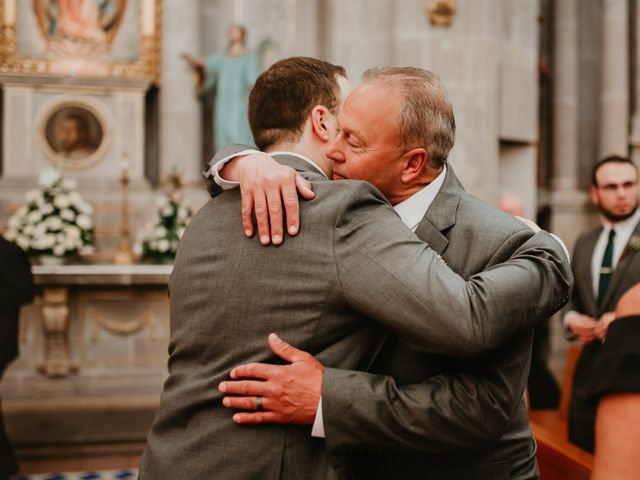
[333,189,572,356]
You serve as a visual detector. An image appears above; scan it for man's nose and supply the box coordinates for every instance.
[616,185,628,196]
[327,143,345,163]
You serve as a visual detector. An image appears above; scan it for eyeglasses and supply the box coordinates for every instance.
[598,181,638,193]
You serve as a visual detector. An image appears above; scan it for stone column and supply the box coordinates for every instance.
[552,0,579,192]
[159,0,203,183]
[599,0,629,158]
[550,0,591,250]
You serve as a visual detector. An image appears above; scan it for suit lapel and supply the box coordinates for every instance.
[579,229,600,315]
[414,165,461,255]
[600,219,640,312]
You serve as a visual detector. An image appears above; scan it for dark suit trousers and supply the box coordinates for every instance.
[568,341,603,453]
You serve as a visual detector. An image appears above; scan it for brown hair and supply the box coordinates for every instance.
[592,155,638,186]
[362,67,455,169]
[248,57,346,150]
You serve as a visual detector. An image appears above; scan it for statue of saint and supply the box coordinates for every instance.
[182,24,260,150]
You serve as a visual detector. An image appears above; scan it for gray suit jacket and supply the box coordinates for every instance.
[568,218,640,452]
[322,167,569,480]
[139,151,570,479]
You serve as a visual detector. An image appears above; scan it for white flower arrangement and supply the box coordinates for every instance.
[4,168,95,258]
[139,172,192,263]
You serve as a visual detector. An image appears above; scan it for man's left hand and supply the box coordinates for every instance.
[219,333,323,424]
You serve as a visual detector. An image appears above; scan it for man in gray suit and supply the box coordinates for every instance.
[214,66,570,479]
[139,58,569,479]
[564,155,640,453]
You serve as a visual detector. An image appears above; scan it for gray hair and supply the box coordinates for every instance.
[361,67,455,169]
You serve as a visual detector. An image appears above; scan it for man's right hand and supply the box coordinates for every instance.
[221,153,315,245]
[567,313,599,343]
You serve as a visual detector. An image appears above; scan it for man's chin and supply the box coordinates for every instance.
[601,204,638,223]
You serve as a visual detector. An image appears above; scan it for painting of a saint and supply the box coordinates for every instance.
[34,0,127,57]
[43,105,105,168]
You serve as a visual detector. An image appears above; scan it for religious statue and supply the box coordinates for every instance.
[182,24,260,150]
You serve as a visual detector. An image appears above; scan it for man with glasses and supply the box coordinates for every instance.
[564,155,640,452]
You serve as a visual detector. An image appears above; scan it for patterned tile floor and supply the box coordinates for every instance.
[15,470,137,480]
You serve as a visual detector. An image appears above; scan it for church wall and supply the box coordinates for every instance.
[320,0,541,207]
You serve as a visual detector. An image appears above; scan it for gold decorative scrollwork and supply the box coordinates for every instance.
[90,305,157,341]
[0,0,162,85]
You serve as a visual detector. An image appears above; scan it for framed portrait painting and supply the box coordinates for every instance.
[0,0,160,84]
[38,99,110,168]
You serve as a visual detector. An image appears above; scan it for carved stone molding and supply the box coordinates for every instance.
[39,287,75,378]
[90,304,157,341]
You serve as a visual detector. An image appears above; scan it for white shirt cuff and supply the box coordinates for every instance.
[311,397,325,438]
[563,310,578,340]
[204,149,261,190]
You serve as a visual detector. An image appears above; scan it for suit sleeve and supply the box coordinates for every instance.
[333,182,573,356]
[322,186,568,453]
[204,143,256,198]
[563,236,586,315]
[322,334,531,453]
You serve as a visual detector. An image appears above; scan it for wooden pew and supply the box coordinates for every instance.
[528,345,594,479]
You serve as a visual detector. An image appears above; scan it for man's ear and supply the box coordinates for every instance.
[310,106,331,143]
[400,148,429,183]
[591,185,600,206]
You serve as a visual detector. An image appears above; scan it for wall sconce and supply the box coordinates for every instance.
[425,0,457,27]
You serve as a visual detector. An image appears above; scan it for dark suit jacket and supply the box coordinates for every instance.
[568,218,640,452]
[0,236,33,476]
[0,236,34,376]
[322,167,568,480]
[139,153,570,479]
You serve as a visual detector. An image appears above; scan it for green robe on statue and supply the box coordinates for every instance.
[205,51,260,150]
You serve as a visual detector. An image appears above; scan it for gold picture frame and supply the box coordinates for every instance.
[0,0,161,85]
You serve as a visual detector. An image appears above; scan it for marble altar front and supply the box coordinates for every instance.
[1,264,172,450]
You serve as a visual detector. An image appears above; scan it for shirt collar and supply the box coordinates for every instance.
[269,151,328,179]
[393,165,447,230]
[600,207,640,235]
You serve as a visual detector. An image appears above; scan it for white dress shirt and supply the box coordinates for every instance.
[589,208,640,297]
[563,207,640,330]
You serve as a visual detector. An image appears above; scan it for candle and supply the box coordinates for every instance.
[4,0,16,25]
[142,0,155,36]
